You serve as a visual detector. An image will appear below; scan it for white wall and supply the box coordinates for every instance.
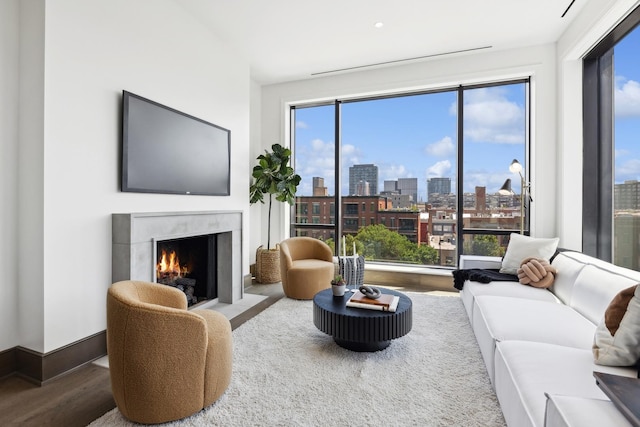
[555,0,640,251]
[256,44,559,254]
[9,0,251,353]
[0,0,20,351]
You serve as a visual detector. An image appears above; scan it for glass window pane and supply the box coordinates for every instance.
[462,233,509,257]
[462,84,527,232]
[613,25,640,270]
[292,105,336,249]
[340,92,456,266]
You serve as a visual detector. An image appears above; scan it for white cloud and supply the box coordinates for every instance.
[616,78,640,117]
[425,136,455,157]
[296,120,308,129]
[294,139,336,195]
[616,148,630,159]
[454,87,525,145]
[380,164,408,181]
[426,160,452,178]
[311,138,325,151]
[342,144,359,163]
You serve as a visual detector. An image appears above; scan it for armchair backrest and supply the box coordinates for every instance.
[280,237,333,263]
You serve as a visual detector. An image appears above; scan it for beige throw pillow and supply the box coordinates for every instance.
[499,233,560,275]
[593,284,640,366]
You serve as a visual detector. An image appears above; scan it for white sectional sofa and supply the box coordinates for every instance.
[459,251,639,427]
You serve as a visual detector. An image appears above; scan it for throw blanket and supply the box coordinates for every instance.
[452,269,518,291]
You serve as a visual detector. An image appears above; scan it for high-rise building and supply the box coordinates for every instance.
[398,178,418,203]
[312,177,328,196]
[349,164,378,196]
[384,180,398,192]
[615,180,640,210]
[355,180,370,196]
[427,177,451,200]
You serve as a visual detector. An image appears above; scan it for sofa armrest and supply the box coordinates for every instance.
[459,255,503,270]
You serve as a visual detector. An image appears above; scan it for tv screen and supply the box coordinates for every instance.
[121,91,230,196]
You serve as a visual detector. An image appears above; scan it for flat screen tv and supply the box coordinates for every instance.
[121,90,230,196]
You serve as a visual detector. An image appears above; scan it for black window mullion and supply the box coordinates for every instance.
[335,100,342,256]
[583,49,614,261]
[456,86,464,260]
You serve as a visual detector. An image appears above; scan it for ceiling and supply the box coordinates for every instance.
[176,0,587,85]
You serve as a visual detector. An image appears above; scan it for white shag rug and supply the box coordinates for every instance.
[91,293,506,426]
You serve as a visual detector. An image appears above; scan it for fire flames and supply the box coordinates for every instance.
[157,249,187,280]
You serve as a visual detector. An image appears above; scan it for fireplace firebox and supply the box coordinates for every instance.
[156,234,217,306]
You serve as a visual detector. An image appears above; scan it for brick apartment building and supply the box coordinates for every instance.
[294,195,422,245]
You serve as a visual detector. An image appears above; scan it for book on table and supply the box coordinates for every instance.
[346,291,400,312]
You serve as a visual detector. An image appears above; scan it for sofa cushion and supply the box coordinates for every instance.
[544,395,633,427]
[460,279,558,321]
[500,233,559,275]
[494,341,636,427]
[593,284,640,366]
[570,265,640,325]
[550,251,590,305]
[473,296,596,384]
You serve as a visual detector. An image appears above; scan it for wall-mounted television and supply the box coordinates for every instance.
[121,90,230,196]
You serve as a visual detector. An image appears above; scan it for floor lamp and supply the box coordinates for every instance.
[498,160,531,234]
[508,159,531,234]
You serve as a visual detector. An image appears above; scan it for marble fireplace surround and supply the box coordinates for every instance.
[112,211,243,307]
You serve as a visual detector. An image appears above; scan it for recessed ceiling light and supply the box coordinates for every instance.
[374,22,384,29]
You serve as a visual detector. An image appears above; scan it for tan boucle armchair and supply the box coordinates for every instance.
[279,237,334,300]
[106,280,232,424]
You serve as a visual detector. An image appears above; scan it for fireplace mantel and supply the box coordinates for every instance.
[112,211,243,304]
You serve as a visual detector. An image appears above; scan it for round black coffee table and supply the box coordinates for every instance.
[312,288,412,352]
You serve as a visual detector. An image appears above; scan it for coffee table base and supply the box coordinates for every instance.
[334,338,390,352]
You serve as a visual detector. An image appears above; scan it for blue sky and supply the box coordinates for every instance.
[294,28,639,200]
[615,26,640,184]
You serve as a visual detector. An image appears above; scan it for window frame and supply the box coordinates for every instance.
[290,78,531,265]
[583,5,640,261]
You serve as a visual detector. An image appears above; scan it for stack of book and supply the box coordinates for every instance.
[346,290,400,312]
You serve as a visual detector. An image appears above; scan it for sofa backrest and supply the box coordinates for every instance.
[550,252,590,304]
[551,251,640,324]
[570,264,640,324]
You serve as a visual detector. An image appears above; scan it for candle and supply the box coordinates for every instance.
[353,242,356,256]
[342,236,346,257]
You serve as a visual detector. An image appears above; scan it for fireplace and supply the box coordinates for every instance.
[155,234,220,305]
[112,211,244,308]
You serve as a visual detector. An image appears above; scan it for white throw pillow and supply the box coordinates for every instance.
[593,285,640,366]
[499,233,560,275]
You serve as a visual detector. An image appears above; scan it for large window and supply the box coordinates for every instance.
[291,81,529,267]
[584,6,640,270]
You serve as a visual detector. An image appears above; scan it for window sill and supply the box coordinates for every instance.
[363,262,455,292]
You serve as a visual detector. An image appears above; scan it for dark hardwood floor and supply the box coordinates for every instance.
[0,282,444,426]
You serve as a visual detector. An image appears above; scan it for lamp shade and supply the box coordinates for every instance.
[498,178,513,195]
[509,159,523,173]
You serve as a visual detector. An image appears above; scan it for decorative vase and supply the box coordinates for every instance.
[331,283,346,296]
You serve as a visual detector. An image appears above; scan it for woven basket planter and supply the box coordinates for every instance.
[255,245,281,284]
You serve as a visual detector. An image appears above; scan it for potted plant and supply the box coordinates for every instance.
[250,143,301,283]
[331,275,347,296]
